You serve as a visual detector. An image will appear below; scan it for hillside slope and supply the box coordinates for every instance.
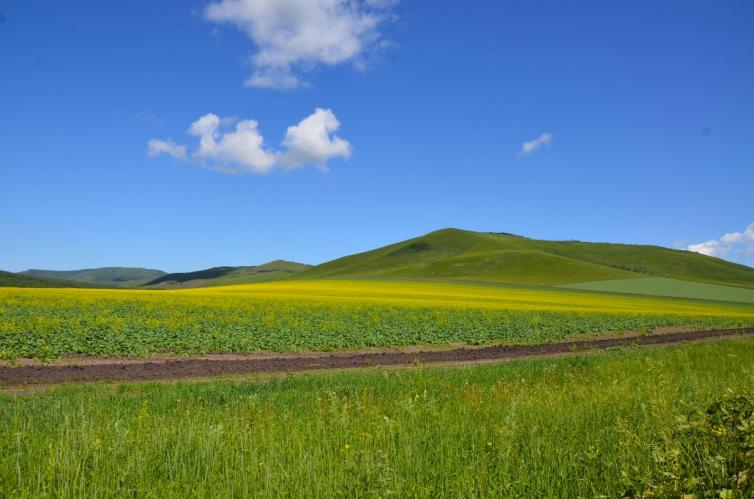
[530,239,754,288]
[0,270,95,288]
[295,228,754,288]
[142,260,309,289]
[22,267,166,287]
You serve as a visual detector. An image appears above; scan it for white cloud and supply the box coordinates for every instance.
[281,108,351,170]
[147,139,187,161]
[188,113,277,173]
[148,108,351,174]
[687,240,724,257]
[519,132,552,156]
[687,222,754,262]
[204,0,396,89]
[721,232,743,244]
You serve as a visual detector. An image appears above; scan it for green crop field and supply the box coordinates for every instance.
[2,339,753,497]
[1,280,752,361]
[561,276,754,304]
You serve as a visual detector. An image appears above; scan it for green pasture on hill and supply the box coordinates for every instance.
[4,228,754,292]
[295,228,754,289]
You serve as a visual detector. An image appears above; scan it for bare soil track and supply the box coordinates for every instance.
[1,328,752,387]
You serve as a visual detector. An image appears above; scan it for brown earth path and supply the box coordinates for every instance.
[1,327,752,387]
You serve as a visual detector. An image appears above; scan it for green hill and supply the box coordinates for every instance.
[295,228,754,289]
[22,267,166,288]
[527,239,754,288]
[0,270,95,288]
[142,260,310,289]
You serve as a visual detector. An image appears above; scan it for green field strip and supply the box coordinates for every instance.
[560,276,754,304]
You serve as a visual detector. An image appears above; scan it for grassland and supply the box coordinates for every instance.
[1,280,752,360]
[2,339,753,497]
[561,276,754,304]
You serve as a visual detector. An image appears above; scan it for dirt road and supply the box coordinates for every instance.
[1,327,752,387]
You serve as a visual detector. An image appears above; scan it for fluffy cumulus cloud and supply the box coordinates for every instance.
[519,132,552,156]
[281,108,351,170]
[687,223,754,262]
[188,114,277,173]
[147,108,351,174]
[204,0,396,89]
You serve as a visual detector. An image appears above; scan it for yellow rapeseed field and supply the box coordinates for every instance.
[183,279,754,316]
[1,280,752,359]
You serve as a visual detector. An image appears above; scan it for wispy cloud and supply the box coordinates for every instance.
[131,111,167,129]
[518,132,552,157]
[687,222,754,263]
[204,0,398,89]
[147,139,187,161]
[148,108,351,174]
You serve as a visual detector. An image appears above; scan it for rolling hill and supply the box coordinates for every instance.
[142,260,310,289]
[295,228,754,290]
[8,229,754,300]
[0,270,95,288]
[22,267,166,288]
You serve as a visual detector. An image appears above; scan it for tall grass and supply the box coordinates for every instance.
[1,338,753,497]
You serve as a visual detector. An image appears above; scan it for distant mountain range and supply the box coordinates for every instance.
[141,261,310,289]
[0,270,96,288]
[3,229,754,300]
[5,261,311,290]
[21,267,166,287]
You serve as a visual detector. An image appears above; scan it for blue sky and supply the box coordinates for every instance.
[1,0,753,272]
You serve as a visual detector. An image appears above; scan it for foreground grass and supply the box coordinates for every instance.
[1,281,753,359]
[1,338,753,497]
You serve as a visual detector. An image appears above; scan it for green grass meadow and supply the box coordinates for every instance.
[2,338,753,497]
